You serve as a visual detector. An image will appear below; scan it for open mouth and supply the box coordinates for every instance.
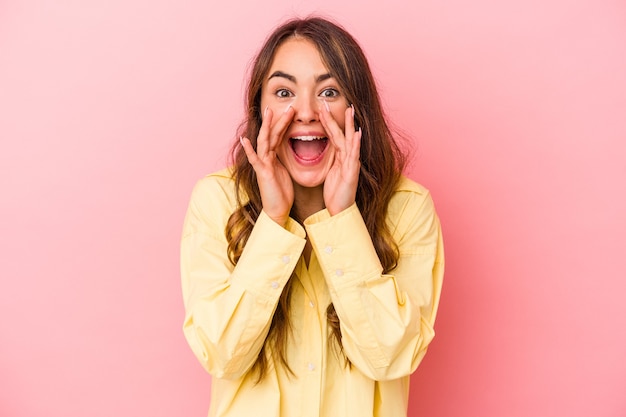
[289,136,328,162]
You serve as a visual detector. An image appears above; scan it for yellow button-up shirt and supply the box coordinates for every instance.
[181,169,444,417]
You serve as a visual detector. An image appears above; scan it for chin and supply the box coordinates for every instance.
[280,152,335,190]
[290,173,327,189]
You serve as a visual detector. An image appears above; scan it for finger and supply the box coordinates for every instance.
[347,127,362,162]
[319,100,347,152]
[267,104,295,150]
[342,104,358,158]
[344,104,356,137]
[240,136,260,168]
[256,106,273,157]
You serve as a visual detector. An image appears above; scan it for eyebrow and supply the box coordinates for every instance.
[268,71,333,83]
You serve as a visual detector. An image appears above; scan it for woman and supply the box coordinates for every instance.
[181,16,444,417]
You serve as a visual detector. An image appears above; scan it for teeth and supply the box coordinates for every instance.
[291,136,325,141]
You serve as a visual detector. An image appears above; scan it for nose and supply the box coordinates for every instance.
[293,95,319,123]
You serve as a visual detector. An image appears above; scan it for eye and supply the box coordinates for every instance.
[320,88,340,99]
[275,88,293,98]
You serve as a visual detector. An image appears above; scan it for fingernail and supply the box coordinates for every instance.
[351,104,355,118]
[264,106,269,118]
[323,99,330,112]
[239,136,244,146]
[284,103,292,113]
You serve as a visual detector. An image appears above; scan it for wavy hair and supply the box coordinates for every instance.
[225,16,407,381]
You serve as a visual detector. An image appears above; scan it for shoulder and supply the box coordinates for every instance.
[387,175,438,236]
[394,175,430,196]
[389,175,433,212]
[183,168,240,236]
[191,167,238,203]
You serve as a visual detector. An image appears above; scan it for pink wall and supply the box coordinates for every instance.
[1,1,625,416]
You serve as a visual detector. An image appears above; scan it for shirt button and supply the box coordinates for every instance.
[324,245,333,254]
[282,255,290,264]
[335,269,343,277]
[307,362,315,371]
[271,281,279,289]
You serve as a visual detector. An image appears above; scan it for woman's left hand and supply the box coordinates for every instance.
[320,103,362,216]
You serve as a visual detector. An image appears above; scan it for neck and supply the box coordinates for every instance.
[292,183,324,268]
[292,183,325,222]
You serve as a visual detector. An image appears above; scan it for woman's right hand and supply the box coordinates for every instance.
[240,106,295,227]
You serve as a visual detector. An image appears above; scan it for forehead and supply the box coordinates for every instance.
[268,38,328,76]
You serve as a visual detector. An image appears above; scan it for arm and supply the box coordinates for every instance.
[304,185,444,381]
[180,175,306,379]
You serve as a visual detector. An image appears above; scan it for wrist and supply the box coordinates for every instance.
[327,201,354,217]
[266,212,289,228]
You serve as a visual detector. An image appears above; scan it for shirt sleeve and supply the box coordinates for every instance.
[303,189,444,381]
[181,176,306,379]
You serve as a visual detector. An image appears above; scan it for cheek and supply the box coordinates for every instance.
[259,92,282,118]
[329,100,349,130]
[276,139,292,156]
[258,97,267,122]
[261,98,293,118]
[331,110,346,131]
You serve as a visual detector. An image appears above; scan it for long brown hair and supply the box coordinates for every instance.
[225,16,407,380]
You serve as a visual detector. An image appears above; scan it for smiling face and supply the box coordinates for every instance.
[260,37,349,191]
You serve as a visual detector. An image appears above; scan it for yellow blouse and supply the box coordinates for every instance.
[181,168,444,417]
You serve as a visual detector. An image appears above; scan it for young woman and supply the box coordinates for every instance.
[181,16,444,417]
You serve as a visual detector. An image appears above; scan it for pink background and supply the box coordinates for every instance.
[1,0,625,416]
